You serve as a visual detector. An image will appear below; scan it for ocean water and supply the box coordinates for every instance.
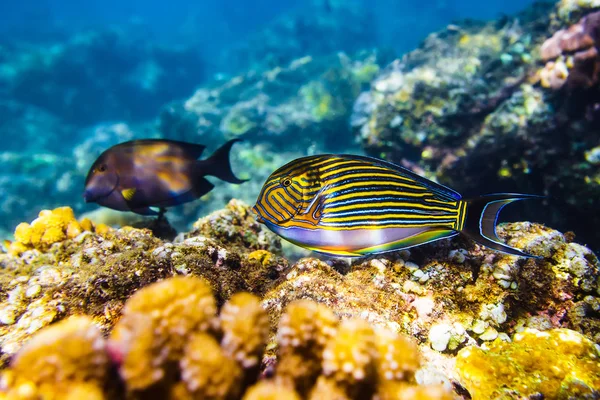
[0,0,596,255]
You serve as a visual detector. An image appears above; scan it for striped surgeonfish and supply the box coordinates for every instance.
[251,154,542,257]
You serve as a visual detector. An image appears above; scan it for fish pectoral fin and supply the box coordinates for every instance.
[121,188,137,201]
[295,190,326,226]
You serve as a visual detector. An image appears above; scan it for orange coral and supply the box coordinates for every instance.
[220,292,269,369]
[179,333,243,400]
[0,316,108,400]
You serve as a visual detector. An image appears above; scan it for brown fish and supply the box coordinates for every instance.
[83,139,246,215]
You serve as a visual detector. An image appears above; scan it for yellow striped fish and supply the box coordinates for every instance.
[252,154,542,257]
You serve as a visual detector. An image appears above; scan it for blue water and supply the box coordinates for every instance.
[3,0,593,253]
[0,0,536,72]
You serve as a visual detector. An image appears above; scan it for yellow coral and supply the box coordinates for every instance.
[219,292,269,369]
[322,318,378,394]
[456,328,600,399]
[308,376,351,400]
[10,207,96,254]
[276,300,339,393]
[109,276,217,390]
[179,333,243,400]
[13,223,31,246]
[79,218,94,232]
[375,328,420,382]
[242,381,302,400]
[248,250,273,267]
[1,316,108,400]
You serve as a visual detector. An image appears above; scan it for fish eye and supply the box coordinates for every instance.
[97,164,107,173]
[281,178,292,187]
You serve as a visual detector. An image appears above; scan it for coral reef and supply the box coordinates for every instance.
[160,51,381,151]
[0,199,598,399]
[0,277,451,399]
[351,1,600,252]
[540,10,600,89]
[0,201,284,367]
[264,221,600,352]
[457,328,600,399]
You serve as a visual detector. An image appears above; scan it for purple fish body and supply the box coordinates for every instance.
[83,139,245,215]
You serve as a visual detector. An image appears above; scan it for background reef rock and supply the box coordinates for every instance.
[159,51,383,150]
[350,1,600,253]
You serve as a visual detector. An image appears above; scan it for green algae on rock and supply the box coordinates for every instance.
[456,328,600,399]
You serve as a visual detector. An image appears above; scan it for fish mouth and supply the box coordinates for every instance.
[83,174,120,203]
[251,205,265,223]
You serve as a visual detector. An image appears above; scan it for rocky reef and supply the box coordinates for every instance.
[350,1,600,253]
[0,202,598,399]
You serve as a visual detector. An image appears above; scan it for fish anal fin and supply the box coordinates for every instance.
[130,206,160,216]
[191,176,215,198]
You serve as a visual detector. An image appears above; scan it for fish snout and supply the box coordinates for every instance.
[83,189,97,203]
[251,204,265,223]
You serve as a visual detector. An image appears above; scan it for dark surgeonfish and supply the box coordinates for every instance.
[252,154,542,258]
[84,139,246,215]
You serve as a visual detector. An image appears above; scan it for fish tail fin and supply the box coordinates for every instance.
[461,193,544,258]
[202,139,247,184]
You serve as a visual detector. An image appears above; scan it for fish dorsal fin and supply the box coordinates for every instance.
[117,139,206,159]
[121,188,137,201]
[340,154,462,202]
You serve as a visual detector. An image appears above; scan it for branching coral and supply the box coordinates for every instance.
[179,332,243,400]
[274,300,450,399]
[108,275,217,390]
[0,277,452,400]
[220,292,269,369]
[275,300,339,394]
